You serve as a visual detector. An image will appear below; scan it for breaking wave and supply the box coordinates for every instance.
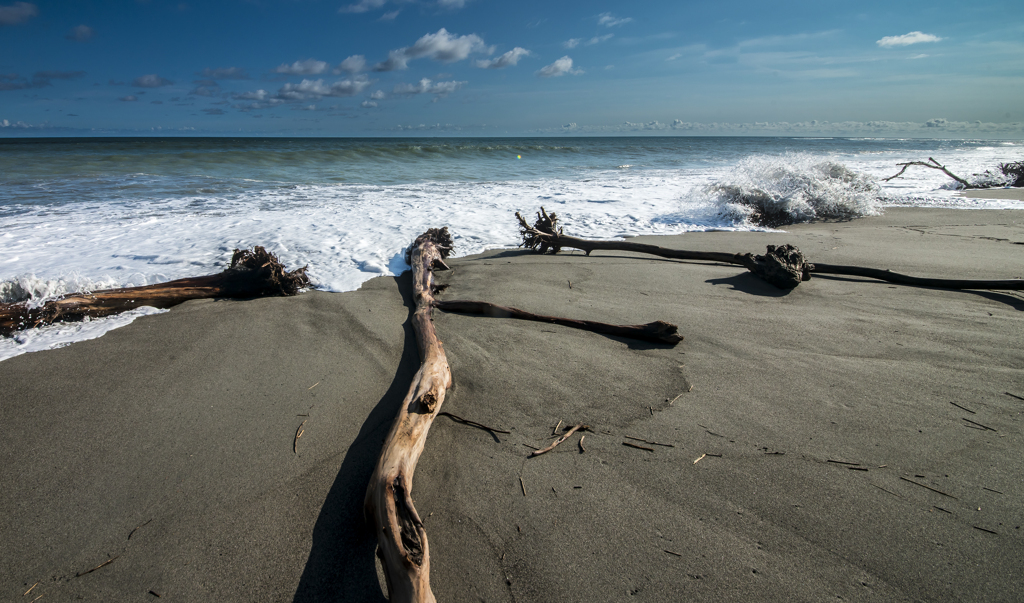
[703,154,883,227]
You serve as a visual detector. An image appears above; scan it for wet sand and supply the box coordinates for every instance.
[2,207,1023,601]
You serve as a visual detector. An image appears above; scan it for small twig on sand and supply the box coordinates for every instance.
[973,526,999,535]
[552,420,562,437]
[530,424,588,457]
[24,582,39,596]
[900,476,958,499]
[75,556,119,578]
[664,549,683,557]
[625,435,674,448]
[438,412,511,434]
[962,418,996,431]
[579,435,586,453]
[519,477,527,497]
[127,518,152,540]
[950,401,975,414]
[693,453,706,465]
[668,392,684,406]
[623,441,655,452]
[293,419,307,453]
[983,487,1004,494]
[1003,391,1024,402]
[307,381,320,390]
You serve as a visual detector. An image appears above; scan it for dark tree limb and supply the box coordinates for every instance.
[516,208,1023,291]
[808,263,1024,290]
[882,157,972,188]
[434,299,683,345]
[365,228,454,603]
[517,209,809,289]
[0,247,308,337]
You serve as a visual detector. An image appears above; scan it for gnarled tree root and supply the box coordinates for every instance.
[0,247,309,337]
[365,228,454,603]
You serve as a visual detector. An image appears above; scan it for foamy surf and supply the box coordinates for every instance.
[1,136,1021,361]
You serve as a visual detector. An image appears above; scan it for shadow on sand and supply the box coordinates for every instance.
[292,274,418,603]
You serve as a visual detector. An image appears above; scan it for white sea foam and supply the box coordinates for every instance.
[2,138,1022,362]
[0,306,168,361]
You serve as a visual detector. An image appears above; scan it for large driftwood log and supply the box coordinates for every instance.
[434,299,683,344]
[365,228,454,603]
[0,247,308,337]
[517,208,1024,291]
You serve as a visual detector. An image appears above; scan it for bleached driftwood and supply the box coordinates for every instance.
[364,228,454,603]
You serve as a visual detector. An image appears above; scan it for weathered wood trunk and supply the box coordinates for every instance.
[0,247,308,337]
[365,228,454,603]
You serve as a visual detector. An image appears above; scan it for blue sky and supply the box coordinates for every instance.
[1,0,1022,136]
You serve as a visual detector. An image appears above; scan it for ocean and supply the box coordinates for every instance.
[1,136,1021,359]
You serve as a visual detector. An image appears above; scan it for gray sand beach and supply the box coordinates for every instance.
[2,207,1023,602]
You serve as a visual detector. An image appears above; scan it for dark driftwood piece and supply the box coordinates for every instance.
[435,299,683,345]
[0,247,309,337]
[517,208,1024,291]
[517,209,810,289]
[882,157,971,188]
[365,228,454,603]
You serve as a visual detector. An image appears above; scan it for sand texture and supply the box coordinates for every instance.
[2,208,1023,602]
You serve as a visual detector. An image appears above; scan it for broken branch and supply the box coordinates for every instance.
[529,424,588,457]
[883,157,971,188]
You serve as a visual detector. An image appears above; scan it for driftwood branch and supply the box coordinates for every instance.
[434,299,683,345]
[365,228,454,603]
[0,247,308,337]
[529,424,589,457]
[517,209,809,289]
[516,208,1024,291]
[882,157,971,188]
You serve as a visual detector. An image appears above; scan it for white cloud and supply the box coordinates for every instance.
[336,55,366,74]
[373,28,491,71]
[370,89,386,100]
[586,34,613,46]
[666,53,681,61]
[276,77,370,100]
[274,59,329,75]
[66,24,93,42]
[393,77,465,99]
[597,12,632,27]
[876,31,943,48]
[380,10,399,21]
[474,47,530,69]
[361,100,378,108]
[233,89,268,101]
[339,0,386,14]
[119,95,138,102]
[0,2,37,26]
[437,0,467,8]
[563,38,581,49]
[133,74,173,87]
[537,56,582,78]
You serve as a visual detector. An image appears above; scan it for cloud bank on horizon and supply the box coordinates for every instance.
[0,0,1021,136]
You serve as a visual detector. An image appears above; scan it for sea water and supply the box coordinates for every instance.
[1,136,1021,360]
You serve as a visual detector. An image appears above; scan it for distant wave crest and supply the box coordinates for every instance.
[704,154,883,227]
